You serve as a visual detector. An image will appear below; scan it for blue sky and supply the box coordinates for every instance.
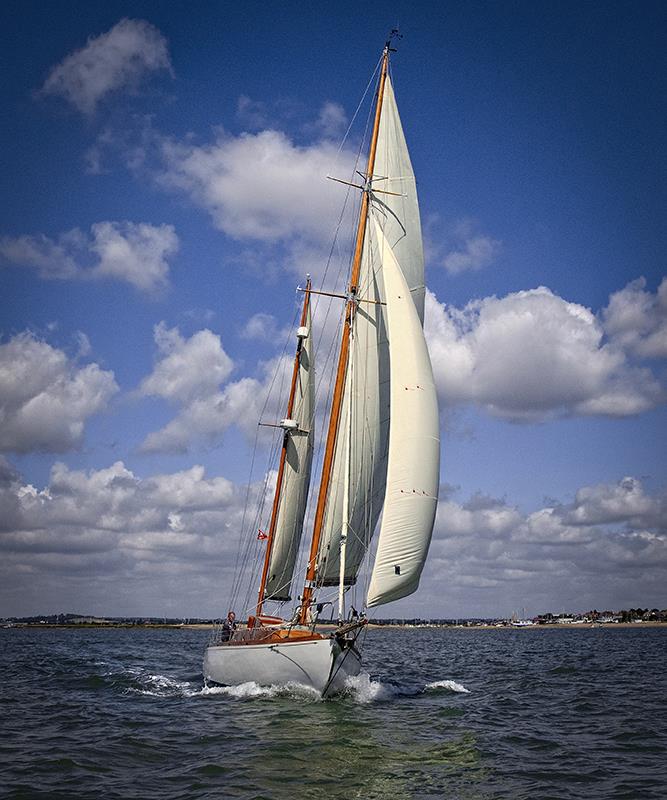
[1,1,665,619]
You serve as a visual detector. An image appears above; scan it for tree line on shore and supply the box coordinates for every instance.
[3,607,666,627]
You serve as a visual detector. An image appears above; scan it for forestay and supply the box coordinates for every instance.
[264,303,315,600]
[315,74,425,587]
[366,218,439,607]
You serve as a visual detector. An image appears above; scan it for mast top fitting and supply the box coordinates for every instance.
[385,28,402,53]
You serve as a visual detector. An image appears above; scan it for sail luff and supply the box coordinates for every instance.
[366,219,439,607]
[298,48,390,625]
[255,279,312,619]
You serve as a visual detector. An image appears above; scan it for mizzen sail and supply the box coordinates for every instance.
[264,302,315,601]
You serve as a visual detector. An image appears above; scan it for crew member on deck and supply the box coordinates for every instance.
[221,611,237,642]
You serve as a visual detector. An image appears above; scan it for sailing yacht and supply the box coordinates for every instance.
[203,36,440,696]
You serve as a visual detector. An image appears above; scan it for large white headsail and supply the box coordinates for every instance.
[316,73,425,587]
[265,303,315,601]
[366,218,439,608]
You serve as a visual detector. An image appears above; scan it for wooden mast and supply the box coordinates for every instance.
[298,47,390,625]
[254,277,312,624]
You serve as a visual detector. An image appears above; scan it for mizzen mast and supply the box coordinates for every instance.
[298,42,392,625]
[254,277,312,623]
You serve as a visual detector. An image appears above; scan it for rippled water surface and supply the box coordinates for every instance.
[2,626,666,799]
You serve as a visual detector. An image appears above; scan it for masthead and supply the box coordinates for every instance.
[385,27,402,53]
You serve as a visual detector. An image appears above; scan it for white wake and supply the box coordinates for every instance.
[424,679,471,693]
[198,680,322,701]
[115,665,470,701]
[343,672,395,703]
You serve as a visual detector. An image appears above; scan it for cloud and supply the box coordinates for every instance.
[0,460,257,616]
[235,96,347,140]
[139,323,234,405]
[603,276,667,359]
[1,464,664,617]
[157,128,355,243]
[438,494,522,539]
[38,18,173,115]
[241,313,291,343]
[424,283,664,421]
[74,331,92,358]
[443,234,500,274]
[0,333,118,454]
[313,102,347,139]
[138,323,290,453]
[0,229,82,279]
[0,221,178,293]
[430,218,501,275]
[557,476,661,527]
[138,297,344,453]
[86,103,357,285]
[417,476,667,616]
[236,95,268,130]
[140,365,289,454]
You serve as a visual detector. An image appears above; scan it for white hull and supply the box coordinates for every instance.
[203,636,361,696]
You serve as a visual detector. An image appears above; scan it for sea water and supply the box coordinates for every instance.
[1,626,665,799]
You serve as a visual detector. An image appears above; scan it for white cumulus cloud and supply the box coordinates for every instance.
[558,476,660,527]
[140,323,234,405]
[0,460,253,616]
[428,218,501,275]
[314,101,347,139]
[603,276,667,359]
[0,221,178,293]
[417,477,667,616]
[140,364,289,454]
[157,129,355,243]
[241,312,292,343]
[138,323,288,454]
[1,463,664,617]
[38,18,173,115]
[0,333,118,453]
[443,234,499,274]
[425,284,664,421]
[235,95,268,130]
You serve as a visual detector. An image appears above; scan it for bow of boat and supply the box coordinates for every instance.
[203,623,364,695]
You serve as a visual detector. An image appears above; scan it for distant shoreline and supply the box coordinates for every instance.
[3,621,665,631]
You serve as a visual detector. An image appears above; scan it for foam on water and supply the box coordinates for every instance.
[143,674,196,696]
[124,667,197,697]
[114,663,469,703]
[195,674,396,704]
[424,679,471,693]
[344,672,395,703]
[198,680,322,702]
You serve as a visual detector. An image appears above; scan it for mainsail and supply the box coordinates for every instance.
[315,73,425,587]
[366,218,439,607]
